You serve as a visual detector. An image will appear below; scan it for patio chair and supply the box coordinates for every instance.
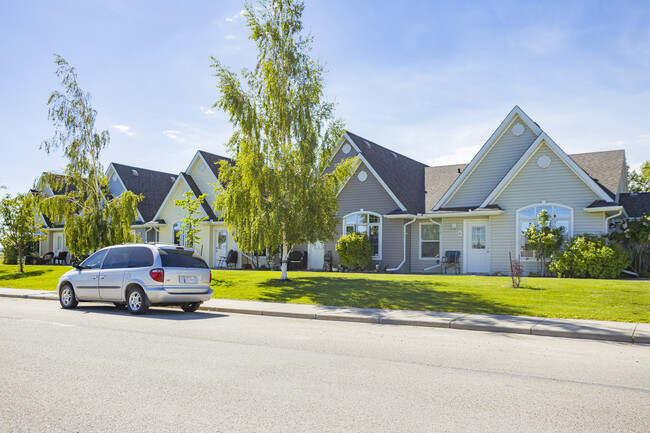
[441,251,461,274]
[41,252,54,265]
[287,250,307,271]
[54,251,68,265]
[225,250,238,269]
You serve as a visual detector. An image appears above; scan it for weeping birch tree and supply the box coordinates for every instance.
[211,0,355,280]
[40,55,141,257]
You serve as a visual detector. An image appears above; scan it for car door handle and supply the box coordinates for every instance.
[99,276,106,279]
[92,276,98,280]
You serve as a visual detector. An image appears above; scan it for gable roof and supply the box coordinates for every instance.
[111,163,177,223]
[38,173,79,196]
[619,192,650,218]
[197,150,233,183]
[345,131,428,214]
[180,172,218,221]
[424,163,467,211]
[569,150,625,199]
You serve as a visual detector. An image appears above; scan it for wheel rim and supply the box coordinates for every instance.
[61,287,72,306]
[129,291,142,311]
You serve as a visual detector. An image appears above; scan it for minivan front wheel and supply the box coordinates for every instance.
[59,284,78,309]
[126,287,149,315]
[181,302,201,313]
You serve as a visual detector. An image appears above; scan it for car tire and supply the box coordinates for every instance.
[59,284,78,309]
[180,302,201,313]
[126,287,149,315]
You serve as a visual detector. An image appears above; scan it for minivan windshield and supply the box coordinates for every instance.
[158,248,209,268]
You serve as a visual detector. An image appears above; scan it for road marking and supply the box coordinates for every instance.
[20,319,75,327]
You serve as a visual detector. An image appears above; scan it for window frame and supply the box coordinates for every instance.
[342,211,382,260]
[172,221,185,247]
[419,221,442,260]
[516,203,573,261]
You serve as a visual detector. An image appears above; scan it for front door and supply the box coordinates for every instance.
[308,242,324,270]
[213,230,228,267]
[54,233,64,254]
[465,222,490,274]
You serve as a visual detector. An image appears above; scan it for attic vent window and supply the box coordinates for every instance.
[512,123,525,136]
[537,155,551,169]
[131,169,138,176]
[170,176,176,182]
[390,152,397,159]
[364,140,371,148]
[342,143,351,154]
[358,170,368,182]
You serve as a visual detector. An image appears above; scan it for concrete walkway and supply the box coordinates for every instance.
[1,287,648,344]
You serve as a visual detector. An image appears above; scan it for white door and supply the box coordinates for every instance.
[465,222,490,273]
[213,230,228,267]
[308,242,324,270]
[54,233,64,254]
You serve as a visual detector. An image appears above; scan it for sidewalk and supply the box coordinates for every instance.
[2,287,648,344]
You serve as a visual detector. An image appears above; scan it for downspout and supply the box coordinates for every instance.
[604,209,623,234]
[424,218,443,272]
[386,217,418,273]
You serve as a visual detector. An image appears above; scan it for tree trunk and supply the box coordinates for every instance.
[280,243,289,280]
[18,240,24,274]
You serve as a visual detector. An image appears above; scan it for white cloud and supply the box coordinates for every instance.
[162,130,182,141]
[226,17,233,22]
[240,9,246,16]
[200,106,216,115]
[226,34,235,40]
[112,124,133,136]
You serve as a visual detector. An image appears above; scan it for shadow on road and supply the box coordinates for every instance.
[72,304,227,321]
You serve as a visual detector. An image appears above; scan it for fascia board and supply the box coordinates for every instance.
[356,154,407,212]
[152,174,208,221]
[434,106,542,210]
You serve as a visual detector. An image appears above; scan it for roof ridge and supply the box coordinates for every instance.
[345,130,428,168]
[568,149,625,157]
[111,162,177,177]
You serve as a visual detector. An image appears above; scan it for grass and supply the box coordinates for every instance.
[1,264,648,323]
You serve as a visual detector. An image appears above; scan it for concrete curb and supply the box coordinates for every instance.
[1,289,647,344]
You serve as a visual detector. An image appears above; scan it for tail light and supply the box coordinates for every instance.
[149,268,164,283]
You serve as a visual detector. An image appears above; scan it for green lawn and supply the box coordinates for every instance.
[1,264,648,323]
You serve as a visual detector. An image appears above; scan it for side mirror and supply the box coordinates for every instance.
[72,262,82,270]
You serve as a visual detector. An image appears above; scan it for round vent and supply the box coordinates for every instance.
[512,123,525,136]
[342,143,351,154]
[537,155,551,169]
[358,170,368,182]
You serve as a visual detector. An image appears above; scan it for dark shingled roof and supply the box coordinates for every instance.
[112,163,177,223]
[425,163,468,211]
[41,173,78,195]
[346,131,428,214]
[619,192,650,218]
[198,150,234,182]
[180,173,218,221]
[569,150,625,199]
[586,200,619,209]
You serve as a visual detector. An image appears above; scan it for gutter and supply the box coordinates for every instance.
[384,210,505,219]
[386,217,417,273]
[604,208,623,234]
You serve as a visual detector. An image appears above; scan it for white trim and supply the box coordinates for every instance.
[153,173,209,222]
[584,205,623,213]
[481,133,612,206]
[418,221,442,261]
[384,209,505,219]
[106,163,145,223]
[515,203,573,262]
[327,132,361,168]
[463,219,491,273]
[187,151,222,189]
[434,106,543,210]
[342,210,383,260]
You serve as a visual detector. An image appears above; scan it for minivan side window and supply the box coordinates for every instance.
[81,249,108,269]
[102,247,133,270]
[128,247,154,268]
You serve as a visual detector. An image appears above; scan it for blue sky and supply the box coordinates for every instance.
[1,0,649,196]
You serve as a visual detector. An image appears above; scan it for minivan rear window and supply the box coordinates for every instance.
[158,249,209,268]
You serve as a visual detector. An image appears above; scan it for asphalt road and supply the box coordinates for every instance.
[1,298,649,433]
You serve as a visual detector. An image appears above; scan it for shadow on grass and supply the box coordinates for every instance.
[254,276,530,316]
[0,269,47,280]
[71,304,227,321]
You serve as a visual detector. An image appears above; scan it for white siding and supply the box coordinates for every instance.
[446,116,538,207]
[490,142,605,274]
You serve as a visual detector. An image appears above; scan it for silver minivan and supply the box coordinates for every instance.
[57,244,213,314]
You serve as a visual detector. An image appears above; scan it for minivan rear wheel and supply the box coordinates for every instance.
[181,302,201,313]
[126,287,149,315]
[59,284,78,309]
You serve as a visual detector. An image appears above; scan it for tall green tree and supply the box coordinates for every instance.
[40,55,141,257]
[629,161,650,192]
[173,191,208,248]
[0,193,45,273]
[211,0,355,280]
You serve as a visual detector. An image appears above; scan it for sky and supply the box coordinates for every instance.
[1,0,649,196]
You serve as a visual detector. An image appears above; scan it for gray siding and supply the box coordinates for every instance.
[323,160,407,271]
[446,116,538,207]
[490,142,605,274]
[325,139,357,175]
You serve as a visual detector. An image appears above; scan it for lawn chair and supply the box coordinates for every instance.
[54,251,68,265]
[41,252,54,265]
[225,250,238,269]
[441,251,461,274]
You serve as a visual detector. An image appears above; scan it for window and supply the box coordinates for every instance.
[158,248,208,268]
[145,228,159,243]
[343,212,381,257]
[420,223,440,259]
[102,247,132,269]
[173,222,185,246]
[80,250,108,269]
[517,204,572,259]
[128,247,154,268]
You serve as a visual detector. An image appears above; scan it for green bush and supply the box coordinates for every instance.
[336,233,373,271]
[549,234,630,279]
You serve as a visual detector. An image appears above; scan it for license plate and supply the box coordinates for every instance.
[181,276,198,284]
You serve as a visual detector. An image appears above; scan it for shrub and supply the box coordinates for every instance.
[608,215,650,276]
[549,234,630,279]
[336,233,373,271]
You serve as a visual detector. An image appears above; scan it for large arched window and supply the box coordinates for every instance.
[343,211,381,258]
[516,203,572,259]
